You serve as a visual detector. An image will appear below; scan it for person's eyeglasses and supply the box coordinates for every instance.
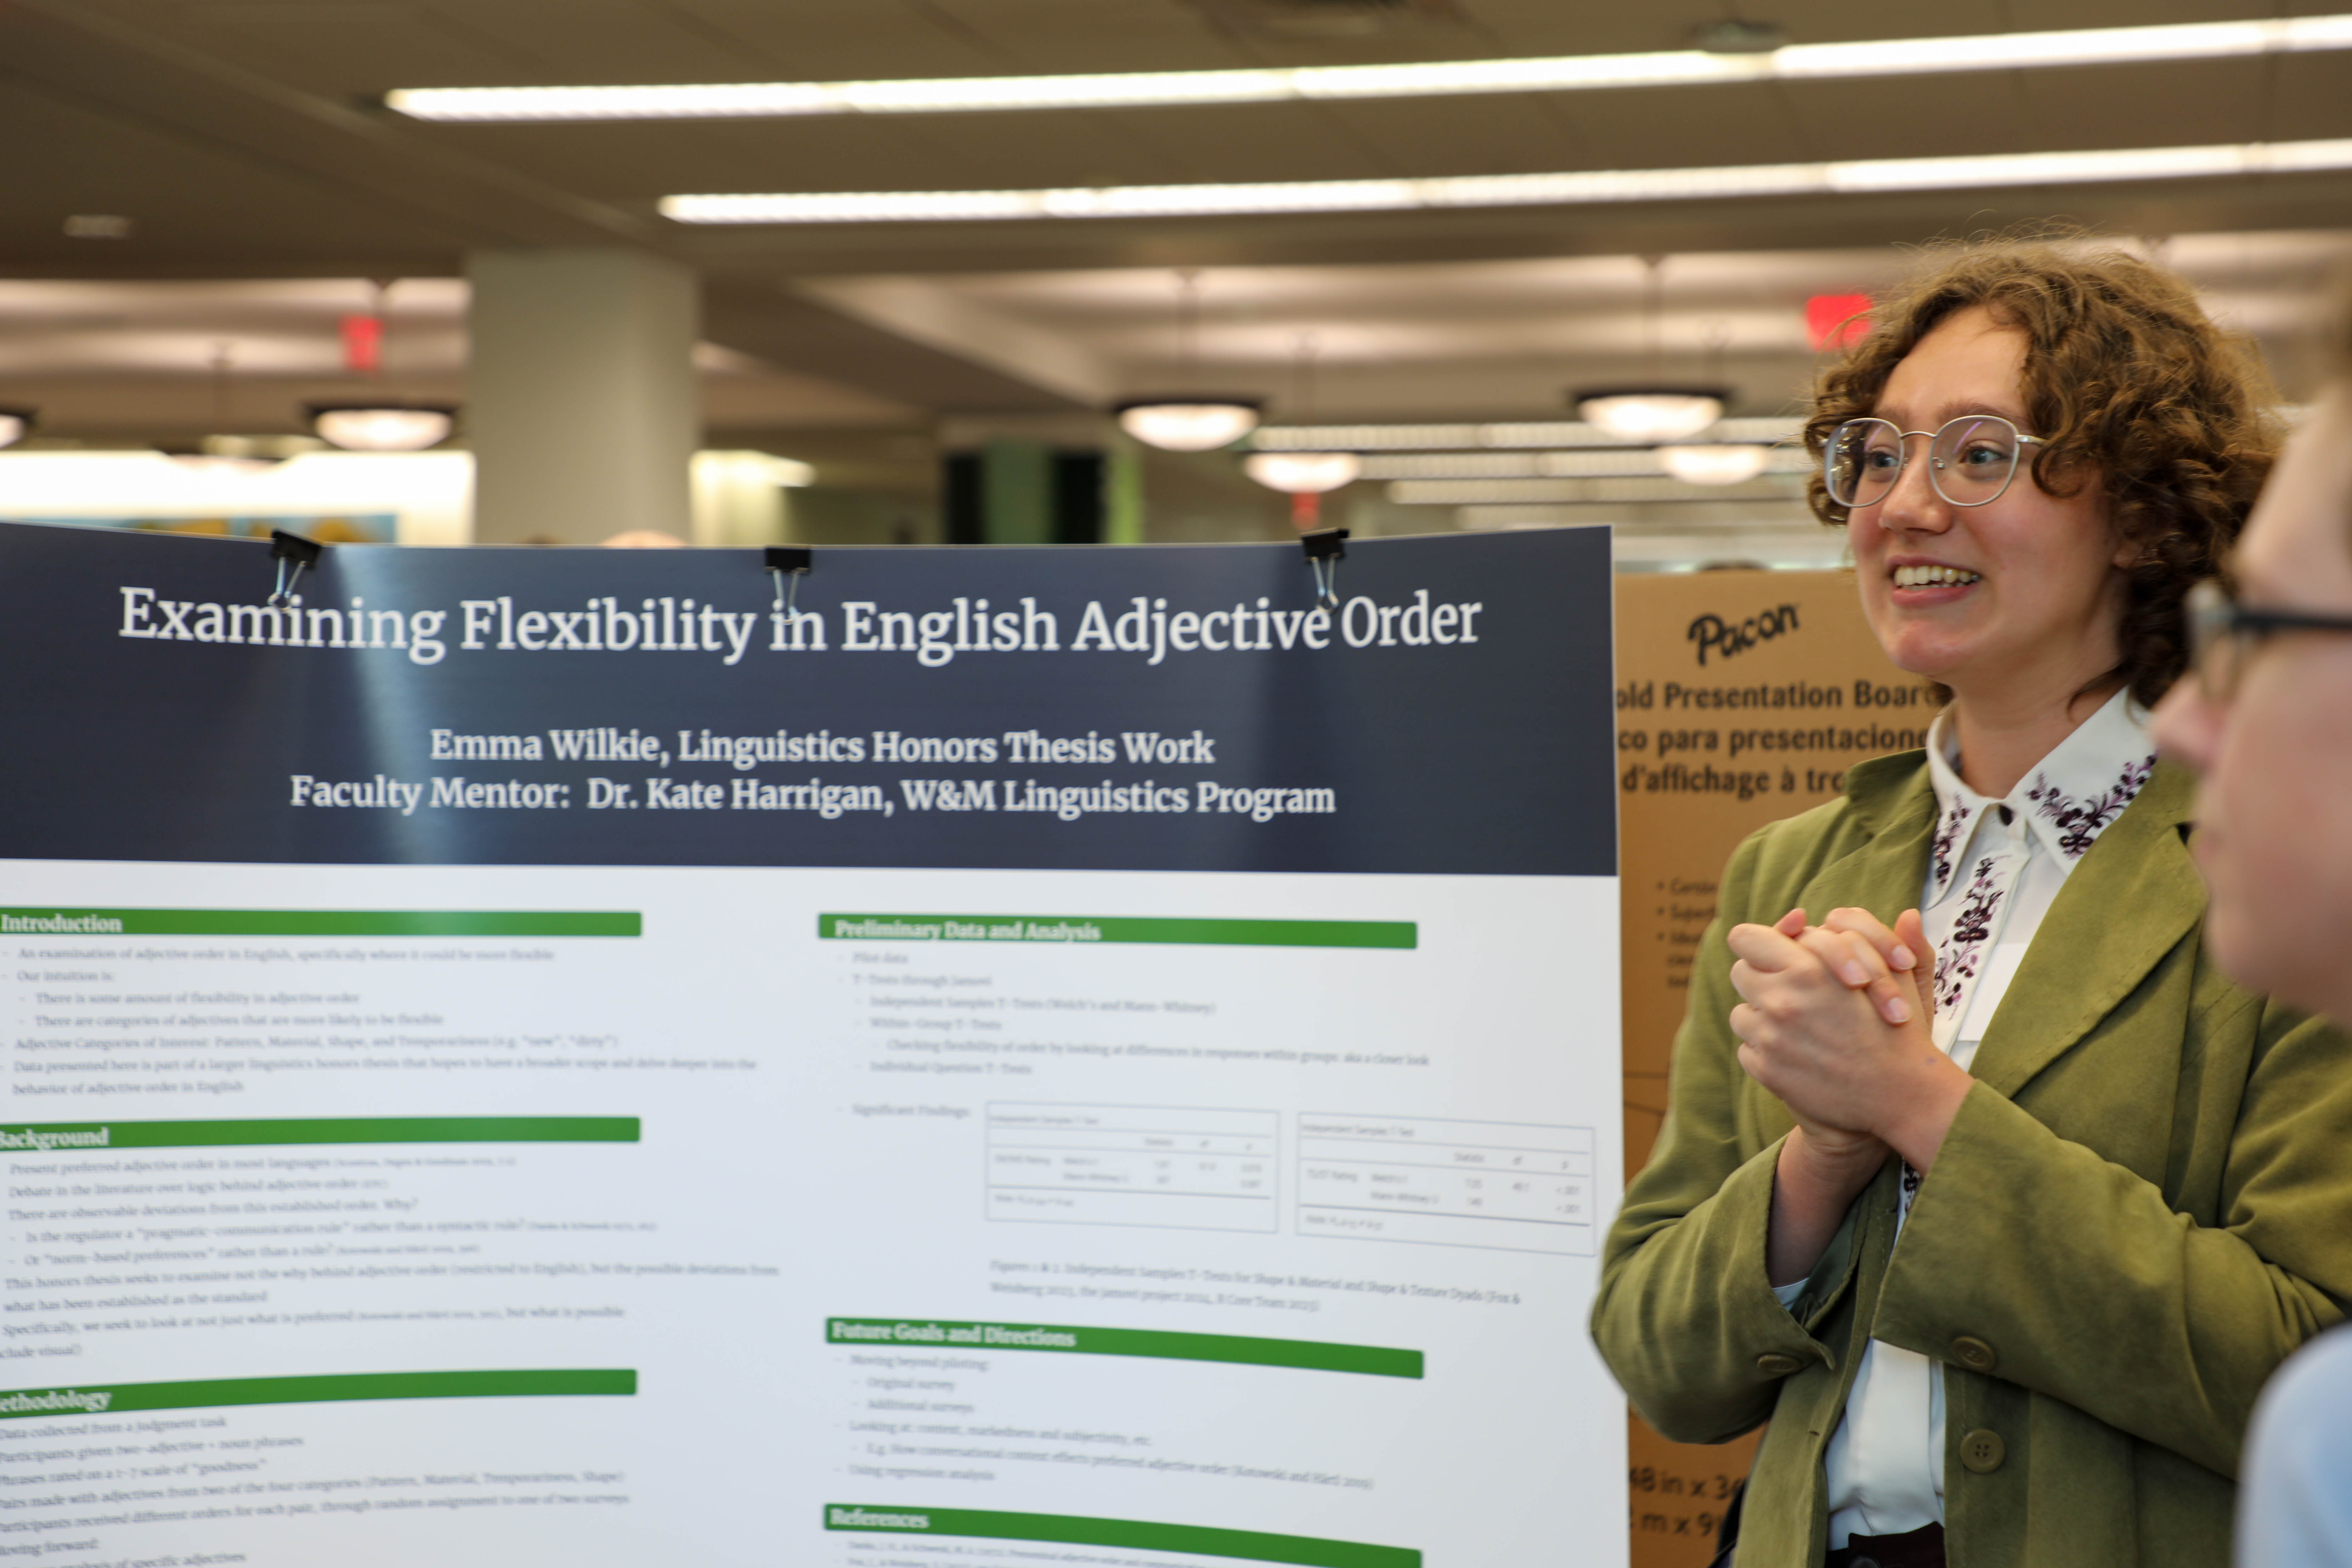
[1824,414,2048,510]
[2185,578,2352,702]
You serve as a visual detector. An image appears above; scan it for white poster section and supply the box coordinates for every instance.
[0,522,1625,1568]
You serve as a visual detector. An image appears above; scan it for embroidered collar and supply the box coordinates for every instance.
[1923,687,2158,904]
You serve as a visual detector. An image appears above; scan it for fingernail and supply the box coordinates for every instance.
[1891,945,1917,969]
[1882,996,1911,1024]
[1839,961,1869,986]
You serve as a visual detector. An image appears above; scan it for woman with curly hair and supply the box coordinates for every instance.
[1590,238,2352,1568]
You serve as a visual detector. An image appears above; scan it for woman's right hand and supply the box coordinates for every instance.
[1731,902,1910,1161]
[1802,906,1937,1030]
[1747,908,1898,1286]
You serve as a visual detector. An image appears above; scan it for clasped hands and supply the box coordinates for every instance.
[1727,906,1974,1186]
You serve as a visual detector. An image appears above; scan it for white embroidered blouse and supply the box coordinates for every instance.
[1779,687,2159,1547]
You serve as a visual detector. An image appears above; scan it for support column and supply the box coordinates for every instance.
[466,249,699,544]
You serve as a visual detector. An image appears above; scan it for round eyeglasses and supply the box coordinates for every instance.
[1824,414,2047,510]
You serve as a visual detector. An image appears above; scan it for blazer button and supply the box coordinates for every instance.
[1959,1428,2006,1473]
[1755,1353,1802,1377]
[1951,1335,1997,1372]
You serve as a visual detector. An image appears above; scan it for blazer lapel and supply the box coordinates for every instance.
[1795,760,1939,930]
[1967,759,2204,1100]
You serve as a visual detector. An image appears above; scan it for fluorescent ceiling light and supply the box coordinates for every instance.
[391,14,2352,122]
[1256,418,1803,451]
[169,453,280,477]
[1391,476,1798,505]
[662,138,2352,225]
[1357,448,1811,480]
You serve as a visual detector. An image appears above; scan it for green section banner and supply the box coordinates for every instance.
[817,914,1414,949]
[823,1505,1419,1568]
[0,1117,640,1153]
[0,1370,635,1421]
[0,908,639,937]
[826,1319,1421,1379]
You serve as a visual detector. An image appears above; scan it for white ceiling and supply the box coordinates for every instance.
[4,0,2352,470]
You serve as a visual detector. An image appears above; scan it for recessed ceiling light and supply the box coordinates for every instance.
[660,138,2352,224]
[390,15,2352,121]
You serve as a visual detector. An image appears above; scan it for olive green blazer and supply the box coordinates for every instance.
[1591,752,2352,1568]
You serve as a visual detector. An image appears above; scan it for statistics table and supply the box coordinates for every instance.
[985,1101,1279,1233]
[1295,1113,1595,1254]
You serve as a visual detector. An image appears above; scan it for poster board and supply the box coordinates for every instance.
[1612,568,1936,1567]
[0,521,1626,1568]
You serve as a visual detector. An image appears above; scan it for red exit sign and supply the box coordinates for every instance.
[1807,293,1872,351]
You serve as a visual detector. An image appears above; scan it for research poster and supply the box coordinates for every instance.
[0,521,1623,1568]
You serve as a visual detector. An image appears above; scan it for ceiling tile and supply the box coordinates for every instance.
[1298,94,1588,174]
[177,2,537,90]
[0,80,464,269]
[1544,83,1816,170]
[406,0,772,82]
[1994,0,2270,25]
[1771,74,2042,162]
[1441,0,1707,56]
[2012,60,2267,152]
[911,0,1253,73]
[670,0,1063,79]
[2263,52,2352,143]
[1066,102,1403,183]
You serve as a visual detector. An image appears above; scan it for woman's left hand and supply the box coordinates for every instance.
[1727,912,1974,1173]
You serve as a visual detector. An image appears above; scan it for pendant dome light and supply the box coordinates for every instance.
[1657,442,1770,485]
[1244,450,1361,492]
[1243,334,1358,527]
[1114,269,1262,452]
[1572,255,1729,442]
[1576,390,1728,443]
[307,280,459,451]
[310,404,457,452]
[1117,400,1263,452]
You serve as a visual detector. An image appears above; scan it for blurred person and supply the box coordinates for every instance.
[1590,238,2352,1568]
[2151,315,2352,1568]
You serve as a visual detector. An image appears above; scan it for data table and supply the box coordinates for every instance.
[1295,1113,1596,1254]
[985,1101,1279,1233]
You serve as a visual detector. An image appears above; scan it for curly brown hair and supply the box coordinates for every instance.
[1804,238,2281,706]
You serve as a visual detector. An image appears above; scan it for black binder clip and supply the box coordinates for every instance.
[765,545,812,616]
[267,530,323,607]
[1301,528,1347,608]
